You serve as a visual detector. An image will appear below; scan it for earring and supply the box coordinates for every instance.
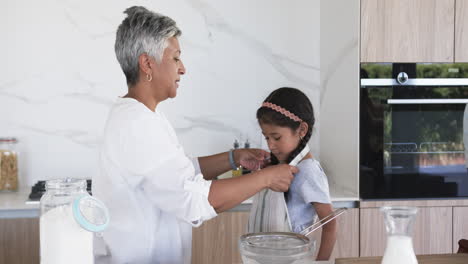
[146,74,153,82]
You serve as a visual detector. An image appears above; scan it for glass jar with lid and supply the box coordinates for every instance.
[0,137,19,191]
[40,178,109,264]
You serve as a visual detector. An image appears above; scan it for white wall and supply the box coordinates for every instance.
[1,0,320,187]
[320,0,360,199]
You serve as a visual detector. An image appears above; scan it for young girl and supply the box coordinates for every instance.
[256,87,337,260]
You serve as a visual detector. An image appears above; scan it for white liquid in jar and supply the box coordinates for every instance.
[381,235,418,264]
[40,205,93,264]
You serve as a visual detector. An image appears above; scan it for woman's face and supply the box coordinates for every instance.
[259,122,302,163]
[151,37,186,99]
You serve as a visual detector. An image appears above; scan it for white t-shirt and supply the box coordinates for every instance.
[93,97,217,264]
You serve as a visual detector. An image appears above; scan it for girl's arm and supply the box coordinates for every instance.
[313,202,337,261]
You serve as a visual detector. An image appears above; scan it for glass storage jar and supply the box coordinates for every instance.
[0,137,18,191]
[40,178,109,264]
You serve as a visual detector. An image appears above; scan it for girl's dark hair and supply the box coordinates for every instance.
[257,87,315,164]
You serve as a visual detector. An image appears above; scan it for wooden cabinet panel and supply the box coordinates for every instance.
[308,208,360,259]
[192,212,248,264]
[360,207,452,257]
[361,0,455,62]
[0,218,39,264]
[455,0,468,61]
[413,206,453,254]
[359,208,386,257]
[453,207,468,253]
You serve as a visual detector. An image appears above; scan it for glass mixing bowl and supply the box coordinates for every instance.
[239,232,316,264]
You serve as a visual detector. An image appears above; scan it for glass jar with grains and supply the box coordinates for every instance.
[0,138,19,191]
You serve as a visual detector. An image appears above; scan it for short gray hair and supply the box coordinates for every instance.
[115,6,181,86]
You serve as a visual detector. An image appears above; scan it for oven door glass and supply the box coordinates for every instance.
[361,86,468,198]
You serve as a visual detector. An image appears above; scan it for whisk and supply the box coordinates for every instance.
[300,207,347,237]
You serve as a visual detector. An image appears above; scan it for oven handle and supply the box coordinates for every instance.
[361,78,468,86]
[387,99,468,104]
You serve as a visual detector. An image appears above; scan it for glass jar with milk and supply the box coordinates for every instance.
[40,178,109,264]
[381,206,418,264]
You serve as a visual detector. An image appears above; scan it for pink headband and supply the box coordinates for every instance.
[261,102,303,122]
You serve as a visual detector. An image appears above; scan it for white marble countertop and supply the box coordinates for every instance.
[241,195,359,204]
[0,187,40,218]
[231,195,358,212]
[0,187,359,218]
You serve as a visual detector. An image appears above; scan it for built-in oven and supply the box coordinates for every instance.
[360,63,468,199]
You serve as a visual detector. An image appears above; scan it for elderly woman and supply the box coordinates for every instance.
[94,6,298,264]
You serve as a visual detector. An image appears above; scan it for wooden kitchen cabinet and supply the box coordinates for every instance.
[192,211,249,264]
[360,207,453,257]
[0,218,39,264]
[308,208,360,259]
[455,0,468,61]
[361,0,455,62]
[192,209,360,264]
[453,207,468,253]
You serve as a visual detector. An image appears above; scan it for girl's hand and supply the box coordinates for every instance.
[235,148,271,170]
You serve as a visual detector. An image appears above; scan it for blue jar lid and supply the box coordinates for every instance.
[72,195,110,233]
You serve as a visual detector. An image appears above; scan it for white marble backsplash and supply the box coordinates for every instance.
[320,0,360,199]
[1,0,321,187]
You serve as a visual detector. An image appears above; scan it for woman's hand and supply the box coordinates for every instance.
[235,148,270,170]
[261,164,297,192]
